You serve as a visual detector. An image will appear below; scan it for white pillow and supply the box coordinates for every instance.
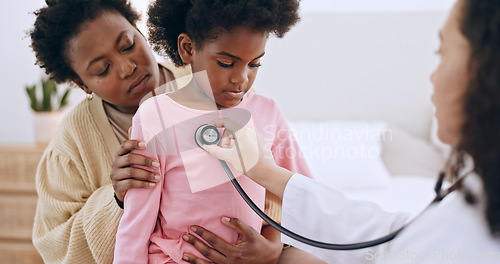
[381,122,446,178]
[288,120,391,190]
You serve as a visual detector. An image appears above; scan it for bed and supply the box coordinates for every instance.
[287,119,446,216]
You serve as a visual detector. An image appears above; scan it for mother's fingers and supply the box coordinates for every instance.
[188,226,233,253]
[182,253,213,264]
[115,140,145,157]
[182,232,226,263]
[113,152,160,171]
[111,167,158,186]
[111,139,161,202]
[111,166,158,201]
[220,217,260,241]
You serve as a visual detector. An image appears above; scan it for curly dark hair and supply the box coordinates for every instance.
[457,0,500,236]
[30,0,140,83]
[147,0,300,66]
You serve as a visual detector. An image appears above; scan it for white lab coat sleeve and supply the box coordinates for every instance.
[281,174,413,264]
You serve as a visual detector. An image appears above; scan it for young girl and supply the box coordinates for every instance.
[113,0,316,263]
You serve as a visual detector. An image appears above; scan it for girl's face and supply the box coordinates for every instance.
[67,11,161,113]
[431,0,470,147]
[188,26,267,108]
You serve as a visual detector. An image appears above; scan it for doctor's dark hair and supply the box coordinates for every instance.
[147,0,300,66]
[457,0,500,236]
[30,0,140,83]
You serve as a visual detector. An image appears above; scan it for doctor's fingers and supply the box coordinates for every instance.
[209,118,258,149]
[203,145,246,174]
[209,118,244,133]
[219,128,235,148]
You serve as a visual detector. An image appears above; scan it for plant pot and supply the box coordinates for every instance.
[33,112,63,144]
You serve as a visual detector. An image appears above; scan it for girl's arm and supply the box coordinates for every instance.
[113,118,163,264]
[114,180,163,263]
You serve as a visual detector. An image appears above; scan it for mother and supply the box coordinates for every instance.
[30,0,290,263]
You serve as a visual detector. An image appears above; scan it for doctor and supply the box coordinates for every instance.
[182,0,500,263]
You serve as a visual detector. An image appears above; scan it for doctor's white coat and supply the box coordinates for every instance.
[281,173,500,264]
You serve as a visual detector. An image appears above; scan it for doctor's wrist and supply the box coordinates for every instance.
[257,166,293,200]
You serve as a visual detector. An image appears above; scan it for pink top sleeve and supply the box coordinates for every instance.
[250,94,313,179]
[270,105,313,178]
[114,114,163,264]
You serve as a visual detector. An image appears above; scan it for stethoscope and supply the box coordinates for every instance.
[195,124,470,250]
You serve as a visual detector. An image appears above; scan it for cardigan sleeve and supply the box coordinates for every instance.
[32,147,123,264]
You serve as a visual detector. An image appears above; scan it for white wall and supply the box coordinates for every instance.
[1,0,43,144]
[253,12,447,139]
[300,0,455,14]
[0,0,86,144]
[0,0,453,144]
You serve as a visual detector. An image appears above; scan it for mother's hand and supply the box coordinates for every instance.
[182,217,282,264]
[110,140,160,203]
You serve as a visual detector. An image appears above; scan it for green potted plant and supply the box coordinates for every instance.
[25,75,71,144]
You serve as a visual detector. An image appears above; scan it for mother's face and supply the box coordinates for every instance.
[67,11,160,113]
[431,0,470,147]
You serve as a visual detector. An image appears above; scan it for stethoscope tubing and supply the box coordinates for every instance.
[220,159,409,250]
[196,124,466,250]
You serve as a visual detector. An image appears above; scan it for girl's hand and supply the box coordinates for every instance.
[110,140,160,202]
[181,217,282,264]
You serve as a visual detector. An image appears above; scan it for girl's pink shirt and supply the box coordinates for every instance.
[114,93,312,263]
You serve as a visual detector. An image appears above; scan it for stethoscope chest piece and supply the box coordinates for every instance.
[195,124,221,149]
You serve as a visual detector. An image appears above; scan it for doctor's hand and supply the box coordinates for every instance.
[110,139,160,203]
[181,217,282,264]
[203,118,270,176]
[205,118,294,199]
